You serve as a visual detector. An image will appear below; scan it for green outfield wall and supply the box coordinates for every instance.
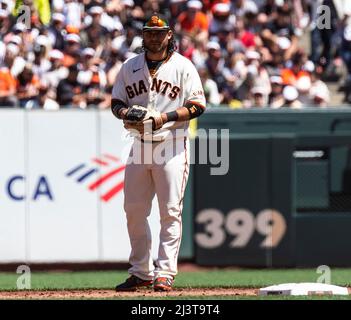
[181,108,351,266]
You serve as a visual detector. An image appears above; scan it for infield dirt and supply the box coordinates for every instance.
[0,288,257,299]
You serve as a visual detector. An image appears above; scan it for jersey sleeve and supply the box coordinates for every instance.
[183,60,206,109]
[111,63,127,104]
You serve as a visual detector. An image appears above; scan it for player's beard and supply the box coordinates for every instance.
[143,40,168,54]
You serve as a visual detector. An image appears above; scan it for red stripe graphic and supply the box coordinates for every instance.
[101,182,124,202]
[102,154,120,162]
[92,158,109,166]
[88,165,126,191]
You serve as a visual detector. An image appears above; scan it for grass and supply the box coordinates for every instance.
[0,268,350,299]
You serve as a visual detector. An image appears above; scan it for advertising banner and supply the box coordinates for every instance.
[0,110,160,263]
[0,110,26,262]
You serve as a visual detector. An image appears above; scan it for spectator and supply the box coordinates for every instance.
[43,49,67,89]
[87,2,123,33]
[263,40,285,76]
[246,50,271,94]
[0,9,11,38]
[281,85,302,108]
[164,0,186,29]
[250,86,267,107]
[78,47,107,107]
[10,23,33,53]
[198,65,221,105]
[260,0,278,17]
[62,0,83,29]
[234,17,256,49]
[47,13,66,50]
[209,3,235,36]
[269,75,284,108]
[310,86,330,107]
[340,25,351,77]
[281,50,310,86]
[261,3,299,61]
[309,0,339,69]
[109,21,142,60]
[205,41,227,93]
[16,63,40,109]
[0,0,15,13]
[177,32,203,66]
[243,6,262,34]
[0,64,17,107]
[236,65,256,107]
[223,52,247,94]
[85,65,107,108]
[62,33,81,67]
[31,35,51,78]
[0,0,344,109]
[38,80,60,110]
[105,40,123,89]
[296,75,312,105]
[177,0,209,43]
[230,0,258,18]
[309,64,330,106]
[1,42,26,78]
[82,6,109,49]
[116,0,136,26]
[56,64,85,108]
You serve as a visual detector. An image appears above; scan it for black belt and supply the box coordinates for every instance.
[138,138,164,144]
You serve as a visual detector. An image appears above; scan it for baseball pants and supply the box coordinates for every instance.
[124,137,190,280]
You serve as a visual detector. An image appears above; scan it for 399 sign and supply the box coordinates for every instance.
[195,209,287,249]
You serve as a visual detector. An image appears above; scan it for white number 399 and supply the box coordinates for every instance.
[195,209,287,249]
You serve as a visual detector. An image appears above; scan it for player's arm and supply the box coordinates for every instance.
[162,59,206,124]
[162,59,207,124]
[112,98,204,123]
[111,98,128,119]
[161,101,205,123]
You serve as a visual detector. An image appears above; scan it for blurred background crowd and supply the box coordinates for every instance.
[1,0,351,109]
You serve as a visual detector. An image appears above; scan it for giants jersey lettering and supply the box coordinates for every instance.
[125,78,181,100]
[112,52,206,140]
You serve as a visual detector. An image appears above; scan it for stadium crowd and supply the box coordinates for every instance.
[0,0,351,109]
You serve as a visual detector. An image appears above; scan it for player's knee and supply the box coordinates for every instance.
[124,201,152,216]
[159,202,181,216]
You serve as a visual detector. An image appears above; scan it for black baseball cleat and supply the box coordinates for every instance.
[153,277,174,292]
[115,275,153,291]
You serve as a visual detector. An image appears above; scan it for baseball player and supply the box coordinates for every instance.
[112,13,206,291]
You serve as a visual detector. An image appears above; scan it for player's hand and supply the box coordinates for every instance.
[123,119,153,134]
[118,108,128,120]
[150,113,165,131]
[123,105,165,132]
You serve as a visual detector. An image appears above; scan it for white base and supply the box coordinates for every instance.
[259,283,349,296]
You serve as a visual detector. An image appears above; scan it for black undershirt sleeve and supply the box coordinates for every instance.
[111,99,128,119]
[184,101,205,119]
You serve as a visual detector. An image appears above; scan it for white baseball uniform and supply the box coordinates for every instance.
[112,51,206,280]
